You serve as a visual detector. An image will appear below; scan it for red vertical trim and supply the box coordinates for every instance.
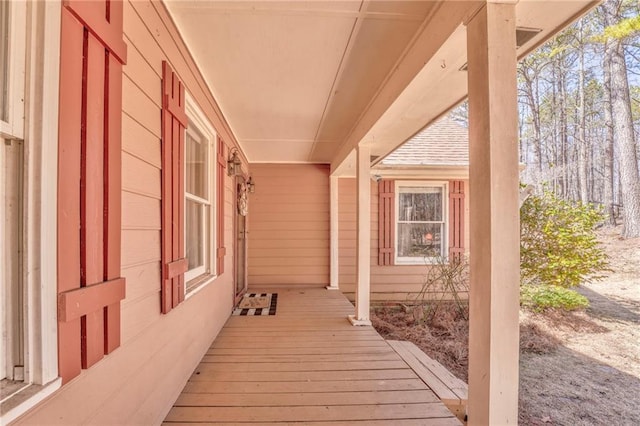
[161,61,187,313]
[171,116,180,307]
[82,33,107,369]
[58,10,85,383]
[216,137,226,275]
[57,0,126,384]
[104,52,123,354]
[378,180,395,266]
[161,107,174,314]
[64,0,127,63]
[177,120,186,303]
[448,180,465,262]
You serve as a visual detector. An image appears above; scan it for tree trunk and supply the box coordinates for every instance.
[559,69,569,199]
[551,62,560,195]
[520,63,543,188]
[578,21,589,204]
[603,34,617,226]
[603,0,640,237]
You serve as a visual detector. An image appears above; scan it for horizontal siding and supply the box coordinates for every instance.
[337,177,470,302]
[248,164,330,287]
[122,38,161,107]
[122,192,161,230]
[122,152,161,199]
[249,275,330,286]
[122,113,161,168]
[121,230,161,268]
[248,248,329,261]
[249,239,329,249]
[120,291,161,343]
[120,261,161,303]
[122,75,161,137]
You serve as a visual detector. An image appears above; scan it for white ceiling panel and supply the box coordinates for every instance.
[166,1,598,167]
[241,139,316,163]
[170,8,355,141]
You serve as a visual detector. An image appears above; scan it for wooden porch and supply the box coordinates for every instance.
[164,288,462,425]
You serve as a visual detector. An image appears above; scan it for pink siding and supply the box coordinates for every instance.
[248,164,330,287]
[15,1,236,424]
[338,178,470,302]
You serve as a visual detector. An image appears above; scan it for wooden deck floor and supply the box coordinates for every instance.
[164,288,462,425]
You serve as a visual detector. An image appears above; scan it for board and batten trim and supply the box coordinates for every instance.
[57,0,127,384]
[160,60,188,314]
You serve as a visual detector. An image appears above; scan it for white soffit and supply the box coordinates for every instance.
[165,1,597,167]
[352,0,600,169]
[165,0,436,163]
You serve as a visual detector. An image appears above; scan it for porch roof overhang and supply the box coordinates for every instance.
[164,0,598,173]
[372,164,469,180]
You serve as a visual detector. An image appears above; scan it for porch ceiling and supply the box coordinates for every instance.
[165,0,598,168]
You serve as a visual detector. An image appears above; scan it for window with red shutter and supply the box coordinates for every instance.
[57,0,127,384]
[161,61,189,314]
[378,180,464,265]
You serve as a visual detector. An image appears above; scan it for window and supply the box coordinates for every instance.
[1,136,25,384]
[1,0,26,388]
[0,0,24,139]
[159,72,220,312]
[184,95,217,289]
[395,182,447,264]
[0,0,9,122]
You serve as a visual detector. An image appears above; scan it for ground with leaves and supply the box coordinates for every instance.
[372,225,639,425]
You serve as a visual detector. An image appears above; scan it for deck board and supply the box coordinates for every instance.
[164,288,461,425]
[174,389,439,406]
[181,379,429,394]
[165,420,461,426]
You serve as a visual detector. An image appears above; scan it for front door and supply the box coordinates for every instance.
[234,177,248,303]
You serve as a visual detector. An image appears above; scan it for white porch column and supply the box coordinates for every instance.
[466,2,520,425]
[349,145,371,326]
[327,175,340,290]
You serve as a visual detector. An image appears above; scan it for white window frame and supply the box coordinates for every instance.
[0,0,25,139]
[394,180,448,265]
[184,93,217,293]
[1,1,62,423]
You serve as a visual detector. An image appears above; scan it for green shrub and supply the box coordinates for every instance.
[520,191,609,288]
[521,284,589,312]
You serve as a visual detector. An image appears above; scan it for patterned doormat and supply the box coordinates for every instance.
[233,293,278,316]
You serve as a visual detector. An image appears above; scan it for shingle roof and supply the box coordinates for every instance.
[381,116,469,166]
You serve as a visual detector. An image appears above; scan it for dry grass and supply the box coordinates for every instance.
[372,304,469,381]
[519,318,562,355]
[372,225,640,425]
[372,304,564,383]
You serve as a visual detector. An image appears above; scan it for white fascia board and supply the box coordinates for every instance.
[371,165,469,180]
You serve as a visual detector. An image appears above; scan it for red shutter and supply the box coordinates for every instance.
[448,180,465,262]
[216,137,227,274]
[57,0,127,384]
[161,61,188,314]
[378,180,395,266]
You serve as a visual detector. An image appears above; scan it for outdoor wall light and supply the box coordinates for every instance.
[247,176,256,193]
[227,149,242,176]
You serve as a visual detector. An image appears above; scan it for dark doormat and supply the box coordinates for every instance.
[233,293,278,316]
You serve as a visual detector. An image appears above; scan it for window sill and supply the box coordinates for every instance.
[1,378,61,424]
[185,273,218,300]
[395,258,440,266]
